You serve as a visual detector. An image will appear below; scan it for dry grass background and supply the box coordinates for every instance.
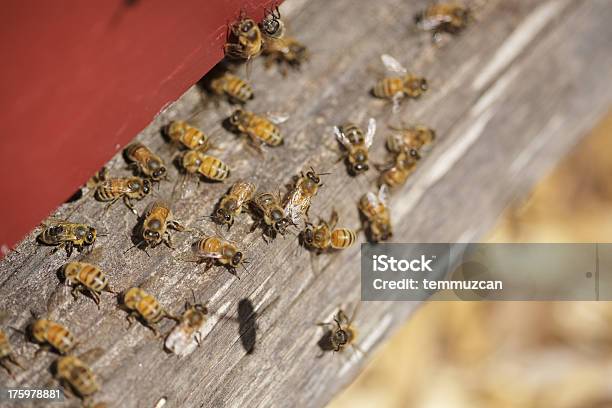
[327,111,612,408]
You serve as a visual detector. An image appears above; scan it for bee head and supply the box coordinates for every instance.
[306,171,321,185]
[214,208,233,227]
[262,17,283,37]
[274,217,290,234]
[302,226,314,245]
[229,109,245,127]
[141,179,151,194]
[143,229,160,242]
[419,78,428,92]
[333,329,348,346]
[152,166,167,181]
[85,227,96,244]
[231,252,243,267]
[409,148,420,160]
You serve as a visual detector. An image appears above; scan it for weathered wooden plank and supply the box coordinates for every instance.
[1,0,611,407]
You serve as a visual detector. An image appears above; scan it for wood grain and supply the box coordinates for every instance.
[1,0,611,407]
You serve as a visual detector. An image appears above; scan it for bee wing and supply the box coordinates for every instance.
[378,184,390,206]
[364,191,380,207]
[199,252,224,260]
[165,326,196,357]
[364,118,376,148]
[266,112,290,124]
[333,126,352,149]
[381,54,407,74]
[78,347,105,365]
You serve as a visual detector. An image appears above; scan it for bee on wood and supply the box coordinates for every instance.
[165,292,208,357]
[132,201,186,251]
[165,121,211,151]
[263,36,309,76]
[181,150,230,182]
[378,148,421,188]
[62,262,116,309]
[92,168,151,214]
[301,209,356,253]
[212,180,256,229]
[359,185,392,242]
[54,355,99,401]
[317,307,360,353]
[224,16,263,61]
[416,3,471,36]
[0,329,23,377]
[386,124,436,153]
[250,191,293,240]
[260,6,285,40]
[227,108,288,150]
[187,236,248,278]
[209,72,254,104]
[122,287,179,335]
[333,118,376,176]
[372,54,428,112]
[30,318,76,355]
[124,142,167,182]
[38,221,99,257]
[284,168,328,226]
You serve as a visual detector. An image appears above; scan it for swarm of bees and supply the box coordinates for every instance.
[8,2,472,403]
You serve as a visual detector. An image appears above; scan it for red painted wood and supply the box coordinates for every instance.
[0,0,278,251]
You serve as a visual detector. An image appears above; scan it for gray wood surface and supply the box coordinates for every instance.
[1,0,612,407]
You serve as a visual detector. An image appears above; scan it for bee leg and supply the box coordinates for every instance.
[167,220,185,232]
[123,196,137,215]
[228,267,240,279]
[70,285,81,301]
[146,323,160,338]
[34,344,52,358]
[329,209,339,230]
[126,312,137,328]
[164,312,180,323]
[162,232,174,249]
[90,290,101,310]
[59,379,75,399]
[65,242,74,258]
[104,197,120,215]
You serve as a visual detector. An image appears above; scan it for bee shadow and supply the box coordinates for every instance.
[237,299,257,355]
[316,329,335,355]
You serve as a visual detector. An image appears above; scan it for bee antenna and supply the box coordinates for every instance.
[191,288,197,305]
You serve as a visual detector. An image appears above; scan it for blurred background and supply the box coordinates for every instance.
[328,112,612,408]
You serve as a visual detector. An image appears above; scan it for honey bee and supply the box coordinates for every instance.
[54,355,99,400]
[317,307,360,353]
[228,108,288,149]
[124,142,167,182]
[0,329,23,376]
[250,192,293,240]
[181,150,230,182]
[38,221,99,257]
[213,180,256,229]
[416,3,471,36]
[359,185,392,242]
[122,287,179,335]
[378,148,421,188]
[284,168,327,226]
[62,262,116,309]
[165,292,208,357]
[333,118,376,175]
[30,318,76,355]
[165,121,211,151]
[260,6,285,40]
[209,72,254,104]
[189,236,248,278]
[92,168,151,214]
[386,124,436,153]
[224,16,263,60]
[130,201,186,251]
[301,209,356,253]
[263,36,309,76]
[372,54,428,112]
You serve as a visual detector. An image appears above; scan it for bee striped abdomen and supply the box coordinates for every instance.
[70,365,97,395]
[198,155,230,181]
[139,295,164,324]
[78,265,108,292]
[226,75,253,103]
[95,180,126,201]
[373,77,404,99]
[331,228,356,249]
[46,323,75,354]
[56,356,99,398]
[251,117,282,146]
[125,143,148,162]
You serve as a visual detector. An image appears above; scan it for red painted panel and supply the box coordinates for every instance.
[0,0,278,251]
